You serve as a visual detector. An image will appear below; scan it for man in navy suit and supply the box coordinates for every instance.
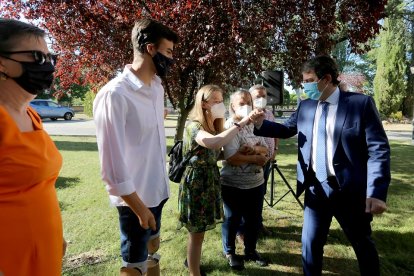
[251,55,390,275]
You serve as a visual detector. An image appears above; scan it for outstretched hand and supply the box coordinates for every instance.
[248,109,265,127]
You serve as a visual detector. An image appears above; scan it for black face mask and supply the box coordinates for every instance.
[9,61,55,95]
[152,52,174,77]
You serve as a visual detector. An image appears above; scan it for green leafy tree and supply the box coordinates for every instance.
[402,16,414,118]
[373,6,407,118]
[83,90,96,118]
[331,40,354,73]
[51,78,90,106]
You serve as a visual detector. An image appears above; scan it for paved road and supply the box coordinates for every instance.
[42,117,413,142]
[42,117,177,137]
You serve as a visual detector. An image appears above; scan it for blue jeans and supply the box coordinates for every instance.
[222,185,263,255]
[238,162,270,234]
[117,198,167,266]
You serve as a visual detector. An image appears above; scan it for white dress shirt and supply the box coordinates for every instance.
[311,88,340,177]
[93,65,169,207]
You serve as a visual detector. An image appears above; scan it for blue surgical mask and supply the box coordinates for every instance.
[303,82,320,100]
[303,77,326,100]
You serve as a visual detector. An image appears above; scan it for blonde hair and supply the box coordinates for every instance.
[229,89,253,120]
[189,84,224,134]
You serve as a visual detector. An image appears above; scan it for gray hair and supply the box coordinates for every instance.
[249,84,267,94]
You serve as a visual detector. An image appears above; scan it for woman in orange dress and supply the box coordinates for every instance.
[0,18,65,276]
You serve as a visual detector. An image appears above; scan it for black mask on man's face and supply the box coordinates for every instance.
[152,52,174,77]
[8,61,55,95]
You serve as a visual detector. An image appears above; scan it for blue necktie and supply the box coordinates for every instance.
[315,102,329,183]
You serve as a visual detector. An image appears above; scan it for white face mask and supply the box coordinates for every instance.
[210,102,226,119]
[235,105,252,118]
[253,97,267,109]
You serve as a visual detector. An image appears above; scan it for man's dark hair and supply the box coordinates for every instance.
[0,18,45,52]
[302,55,340,85]
[131,18,178,54]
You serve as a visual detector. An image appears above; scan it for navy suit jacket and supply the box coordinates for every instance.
[254,91,391,201]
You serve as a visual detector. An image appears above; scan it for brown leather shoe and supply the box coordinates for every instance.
[120,267,142,276]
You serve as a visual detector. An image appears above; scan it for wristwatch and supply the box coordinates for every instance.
[234,122,242,130]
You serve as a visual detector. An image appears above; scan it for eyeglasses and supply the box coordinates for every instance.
[0,50,58,66]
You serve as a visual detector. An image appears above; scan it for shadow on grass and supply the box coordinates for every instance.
[202,251,360,275]
[56,176,81,189]
[54,141,98,152]
[202,254,303,275]
[263,224,414,275]
[375,230,414,274]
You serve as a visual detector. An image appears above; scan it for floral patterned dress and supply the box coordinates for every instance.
[177,121,223,233]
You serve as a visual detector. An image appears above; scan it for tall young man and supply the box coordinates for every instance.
[93,19,178,276]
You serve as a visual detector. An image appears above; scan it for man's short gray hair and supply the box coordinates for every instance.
[249,84,267,94]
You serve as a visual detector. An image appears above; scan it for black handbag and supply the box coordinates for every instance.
[168,141,199,183]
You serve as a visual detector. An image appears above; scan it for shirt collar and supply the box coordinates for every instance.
[321,87,340,105]
[122,64,162,91]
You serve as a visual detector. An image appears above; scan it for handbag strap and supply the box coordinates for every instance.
[181,144,200,165]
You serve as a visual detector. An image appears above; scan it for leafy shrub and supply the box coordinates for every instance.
[389,111,403,122]
[83,90,96,117]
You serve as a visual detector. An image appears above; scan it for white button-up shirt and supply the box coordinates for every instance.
[311,88,340,177]
[93,65,169,207]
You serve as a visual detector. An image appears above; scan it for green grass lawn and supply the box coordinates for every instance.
[53,136,414,276]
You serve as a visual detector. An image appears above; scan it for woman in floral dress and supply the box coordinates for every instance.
[178,84,251,276]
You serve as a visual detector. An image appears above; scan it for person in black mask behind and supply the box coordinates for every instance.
[93,19,178,276]
[0,18,66,275]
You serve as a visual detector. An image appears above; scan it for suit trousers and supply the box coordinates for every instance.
[301,178,379,276]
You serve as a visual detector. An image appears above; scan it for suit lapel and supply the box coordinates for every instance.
[333,92,348,152]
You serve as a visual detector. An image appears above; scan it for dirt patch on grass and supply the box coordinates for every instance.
[63,249,107,270]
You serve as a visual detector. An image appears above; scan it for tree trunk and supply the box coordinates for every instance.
[174,107,191,141]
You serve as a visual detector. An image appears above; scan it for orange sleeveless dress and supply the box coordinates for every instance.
[0,106,63,276]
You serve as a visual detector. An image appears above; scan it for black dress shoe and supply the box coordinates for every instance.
[244,251,269,267]
[225,254,244,270]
